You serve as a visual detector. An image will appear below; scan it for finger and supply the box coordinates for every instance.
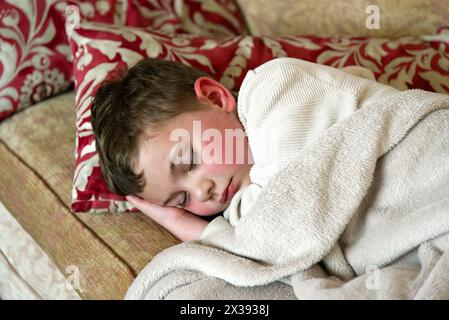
[126,195,153,205]
[126,195,141,207]
[126,195,171,216]
[126,195,140,204]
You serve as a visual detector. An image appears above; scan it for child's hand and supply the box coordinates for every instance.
[126,195,209,241]
[126,195,188,223]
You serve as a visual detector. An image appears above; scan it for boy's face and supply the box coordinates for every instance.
[134,102,253,216]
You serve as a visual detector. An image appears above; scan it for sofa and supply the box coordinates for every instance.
[1,0,448,299]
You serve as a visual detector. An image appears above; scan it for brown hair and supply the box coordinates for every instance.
[91,58,209,196]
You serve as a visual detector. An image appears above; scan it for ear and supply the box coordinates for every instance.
[194,77,236,113]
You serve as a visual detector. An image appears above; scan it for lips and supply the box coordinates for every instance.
[219,178,235,204]
[226,180,238,202]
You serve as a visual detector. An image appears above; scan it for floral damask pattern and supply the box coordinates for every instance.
[126,0,247,37]
[68,21,449,213]
[0,0,247,121]
[0,0,116,121]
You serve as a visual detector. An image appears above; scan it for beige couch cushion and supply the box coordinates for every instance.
[0,90,179,299]
[237,0,449,37]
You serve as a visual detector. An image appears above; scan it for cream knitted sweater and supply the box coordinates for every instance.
[201,57,399,237]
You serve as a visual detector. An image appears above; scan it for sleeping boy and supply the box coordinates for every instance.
[91,57,398,241]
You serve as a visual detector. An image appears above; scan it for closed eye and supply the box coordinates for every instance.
[178,146,198,208]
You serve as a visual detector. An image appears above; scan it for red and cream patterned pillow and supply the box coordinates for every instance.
[0,0,115,121]
[125,0,247,37]
[0,0,246,121]
[68,21,449,212]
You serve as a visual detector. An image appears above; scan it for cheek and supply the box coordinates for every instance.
[202,162,231,174]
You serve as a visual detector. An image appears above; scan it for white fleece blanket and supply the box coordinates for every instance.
[125,89,449,300]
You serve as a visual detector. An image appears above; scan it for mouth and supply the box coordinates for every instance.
[219,178,236,204]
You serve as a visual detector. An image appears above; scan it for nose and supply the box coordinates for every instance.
[188,176,214,203]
